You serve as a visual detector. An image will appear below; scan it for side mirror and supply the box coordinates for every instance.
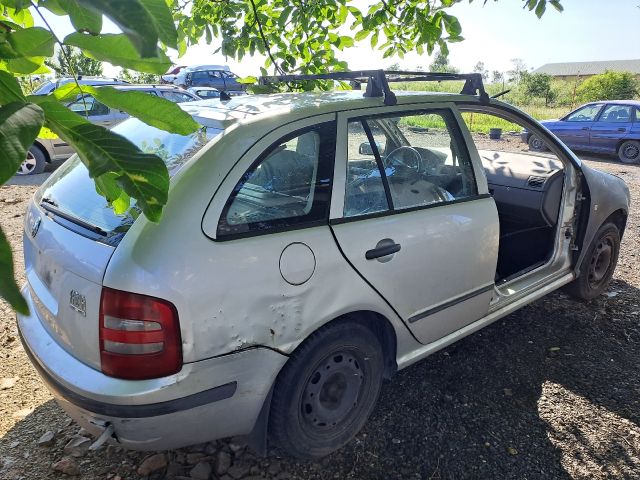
[359,142,383,155]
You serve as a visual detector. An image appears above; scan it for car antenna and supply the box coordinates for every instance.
[491,89,511,99]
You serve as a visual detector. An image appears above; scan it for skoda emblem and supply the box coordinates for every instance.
[30,216,41,238]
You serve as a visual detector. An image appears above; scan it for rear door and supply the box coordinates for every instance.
[553,103,604,150]
[330,105,499,344]
[589,103,633,154]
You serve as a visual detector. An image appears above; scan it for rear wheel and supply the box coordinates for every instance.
[617,140,640,164]
[16,146,46,176]
[528,134,547,151]
[565,222,620,301]
[269,321,384,459]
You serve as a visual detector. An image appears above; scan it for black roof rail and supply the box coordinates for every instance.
[258,70,490,105]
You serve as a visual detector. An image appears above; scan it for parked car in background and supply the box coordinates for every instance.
[161,65,187,84]
[19,84,200,175]
[18,71,629,460]
[173,64,246,91]
[522,100,640,164]
[32,76,129,96]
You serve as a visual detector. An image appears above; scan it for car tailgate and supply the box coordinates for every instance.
[23,201,115,370]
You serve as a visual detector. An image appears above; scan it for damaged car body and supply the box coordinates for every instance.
[17,71,629,459]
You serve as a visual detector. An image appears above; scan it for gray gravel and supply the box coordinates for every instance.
[0,145,638,479]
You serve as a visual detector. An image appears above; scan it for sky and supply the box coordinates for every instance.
[34,0,640,78]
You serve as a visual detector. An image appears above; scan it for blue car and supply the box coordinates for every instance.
[522,101,640,164]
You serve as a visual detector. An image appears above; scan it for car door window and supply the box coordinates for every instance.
[599,104,632,123]
[217,122,336,238]
[344,110,477,217]
[565,104,603,122]
[67,95,110,116]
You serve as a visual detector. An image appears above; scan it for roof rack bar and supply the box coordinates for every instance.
[258,69,490,105]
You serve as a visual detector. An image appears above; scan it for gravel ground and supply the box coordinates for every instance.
[0,143,639,480]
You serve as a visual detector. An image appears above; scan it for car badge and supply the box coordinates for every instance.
[69,290,87,317]
[30,216,41,238]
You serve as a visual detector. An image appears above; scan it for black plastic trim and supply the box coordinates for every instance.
[330,193,491,225]
[20,332,237,419]
[408,283,494,324]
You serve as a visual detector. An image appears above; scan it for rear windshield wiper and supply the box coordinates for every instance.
[40,197,108,236]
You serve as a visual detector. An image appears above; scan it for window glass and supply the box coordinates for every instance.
[218,124,335,237]
[565,104,602,122]
[599,104,632,123]
[160,91,196,103]
[67,95,109,116]
[191,71,209,82]
[344,110,477,216]
[344,121,390,217]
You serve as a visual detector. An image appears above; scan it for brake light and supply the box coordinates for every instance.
[99,288,182,380]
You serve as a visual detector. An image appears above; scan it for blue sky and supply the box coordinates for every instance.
[35,0,640,76]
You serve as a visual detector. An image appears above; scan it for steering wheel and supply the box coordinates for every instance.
[384,146,423,173]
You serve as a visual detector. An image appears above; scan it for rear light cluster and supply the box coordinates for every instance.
[99,288,182,380]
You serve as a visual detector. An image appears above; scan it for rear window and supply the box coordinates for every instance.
[38,118,220,236]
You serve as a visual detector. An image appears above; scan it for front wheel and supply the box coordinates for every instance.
[565,222,621,301]
[618,140,640,164]
[269,321,384,459]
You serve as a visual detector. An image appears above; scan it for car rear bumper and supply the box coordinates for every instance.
[17,285,288,450]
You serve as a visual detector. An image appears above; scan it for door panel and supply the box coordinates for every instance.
[331,198,499,344]
[590,104,633,153]
[332,105,499,345]
[553,103,604,149]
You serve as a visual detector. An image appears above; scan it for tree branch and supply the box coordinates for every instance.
[248,0,285,75]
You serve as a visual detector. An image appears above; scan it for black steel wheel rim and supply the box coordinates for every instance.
[301,351,364,431]
[588,233,615,289]
[623,142,639,161]
[530,136,543,150]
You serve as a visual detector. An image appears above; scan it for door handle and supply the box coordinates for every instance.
[618,128,626,132]
[581,127,590,130]
[365,239,401,260]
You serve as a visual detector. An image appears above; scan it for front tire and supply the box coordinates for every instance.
[16,146,46,176]
[528,134,547,152]
[269,321,384,459]
[565,222,621,301]
[617,140,640,164]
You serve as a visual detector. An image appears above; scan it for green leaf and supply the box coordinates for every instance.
[0,226,28,315]
[0,70,25,104]
[38,100,169,221]
[76,0,169,56]
[139,0,178,49]
[6,56,48,74]
[535,1,546,18]
[94,172,131,214]
[0,102,44,184]
[64,33,171,73]
[57,0,103,33]
[238,75,257,84]
[8,27,55,57]
[86,86,199,134]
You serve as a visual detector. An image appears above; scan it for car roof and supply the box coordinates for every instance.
[180,90,473,127]
[110,84,192,92]
[585,100,640,106]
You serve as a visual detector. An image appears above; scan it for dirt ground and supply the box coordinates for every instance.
[0,143,639,480]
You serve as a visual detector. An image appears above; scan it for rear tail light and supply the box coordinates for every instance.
[99,288,182,380]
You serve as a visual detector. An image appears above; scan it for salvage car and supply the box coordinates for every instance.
[522,100,640,164]
[18,71,630,459]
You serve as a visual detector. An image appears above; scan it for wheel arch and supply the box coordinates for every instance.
[244,309,398,456]
[31,141,51,163]
[604,208,628,238]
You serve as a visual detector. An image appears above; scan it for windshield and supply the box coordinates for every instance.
[39,117,221,237]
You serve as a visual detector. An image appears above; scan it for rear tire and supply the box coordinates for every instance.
[617,140,640,164]
[269,321,384,459]
[565,222,620,301]
[16,146,46,176]
[528,134,546,152]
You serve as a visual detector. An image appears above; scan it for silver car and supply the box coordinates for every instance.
[17,71,630,459]
[19,84,200,175]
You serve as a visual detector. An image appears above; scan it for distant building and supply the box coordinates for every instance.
[533,59,640,81]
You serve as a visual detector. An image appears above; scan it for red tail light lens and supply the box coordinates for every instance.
[99,288,182,380]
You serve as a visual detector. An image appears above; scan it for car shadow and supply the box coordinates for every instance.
[1,282,639,480]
